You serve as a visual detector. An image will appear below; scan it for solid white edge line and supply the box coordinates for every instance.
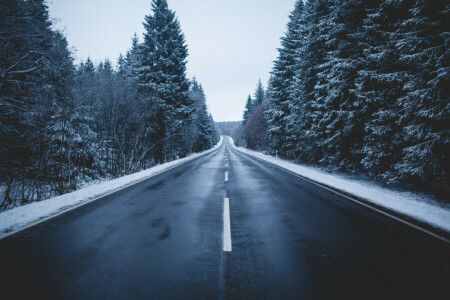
[223,198,232,252]
[230,142,449,244]
[0,141,224,240]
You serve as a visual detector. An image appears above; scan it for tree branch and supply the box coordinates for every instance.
[4,51,33,74]
[9,65,39,75]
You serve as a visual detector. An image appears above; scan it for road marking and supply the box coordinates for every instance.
[223,198,232,252]
[225,171,228,182]
[229,142,450,244]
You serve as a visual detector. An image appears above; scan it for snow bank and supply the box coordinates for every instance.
[229,137,450,233]
[0,138,223,238]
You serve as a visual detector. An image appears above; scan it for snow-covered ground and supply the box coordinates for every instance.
[0,138,223,238]
[229,137,450,233]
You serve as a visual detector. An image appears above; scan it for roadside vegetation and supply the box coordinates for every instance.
[0,0,218,210]
[235,0,448,200]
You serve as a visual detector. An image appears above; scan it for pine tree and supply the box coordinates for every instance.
[208,114,220,145]
[0,0,217,208]
[266,0,306,154]
[140,0,193,163]
[253,79,265,106]
[242,0,448,197]
[117,54,126,76]
[0,0,58,205]
[355,0,412,181]
[125,33,143,82]
[38,31,77,194]
[312,0,369,171]
[243,95,254,125]
[393,0,450,195]
[190,78,216,151]
[244,100,268,151]
[288,0,331,162]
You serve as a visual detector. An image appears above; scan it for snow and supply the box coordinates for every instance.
[0,138,223,238]
[228,137,450,233]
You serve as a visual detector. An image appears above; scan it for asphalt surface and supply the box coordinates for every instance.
[0,137,449,299]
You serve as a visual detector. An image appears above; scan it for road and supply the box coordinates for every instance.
[0,137,449,299]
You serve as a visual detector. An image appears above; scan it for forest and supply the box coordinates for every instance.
[0,0,218,209]
[238,0,448,199]
[216,121,242,140]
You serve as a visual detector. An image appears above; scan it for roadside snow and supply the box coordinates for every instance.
[0,138,223,238]
[229,137,450,233]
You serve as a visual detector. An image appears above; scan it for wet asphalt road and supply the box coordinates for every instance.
[0,137,449,299]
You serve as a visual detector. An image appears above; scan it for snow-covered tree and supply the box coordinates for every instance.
[244,101,268,151]
[354,0,412,182]
[393,0,449,194]
[0,0,69,206]
[190,78,218,152]
[243,95,254,125]
[244,0,448,197]
[253,79,265,106]
[266,0,306,154]
[140,0,194,163]
[288,0,331,162]
[311,0,369,171]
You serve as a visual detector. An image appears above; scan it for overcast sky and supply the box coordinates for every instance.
[48,0,296,121]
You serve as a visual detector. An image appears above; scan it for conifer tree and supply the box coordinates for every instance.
[243,95,255,125]
[383,0,448,195]
[125,34,143,81]
[355,0,412,181]
[1,0,65,204]
[254,79,265,106]
[140,0,193,163]
[242,0,448,197]
[312,0,369,170]
[0,0,218,208]
[190,78,217,151]
[266,0,306,154]
[38,31,77,193]
[288,0,331,162]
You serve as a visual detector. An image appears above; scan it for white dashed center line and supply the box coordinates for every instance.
[223,198,232,252]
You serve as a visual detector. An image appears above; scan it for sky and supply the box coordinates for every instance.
[48,0,296,121]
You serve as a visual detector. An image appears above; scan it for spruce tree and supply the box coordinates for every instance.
[394,0,449,194]
[38,31,77,194]
[140,0,193,163]
[266,0,306,155]
[243,0,448,197]
[312,0,369,171]
[288,0,331,162]
[0,0,58,204]
[125,34,143,82]
[208,114,220,145]
[190,78,216,151]
[253,79,265,106]
[355,0,412,181]
[243,95,254,125]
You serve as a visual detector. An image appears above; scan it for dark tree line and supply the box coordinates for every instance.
[245,0,449,198]
[0,0,218,209]
[239,79,269,150]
